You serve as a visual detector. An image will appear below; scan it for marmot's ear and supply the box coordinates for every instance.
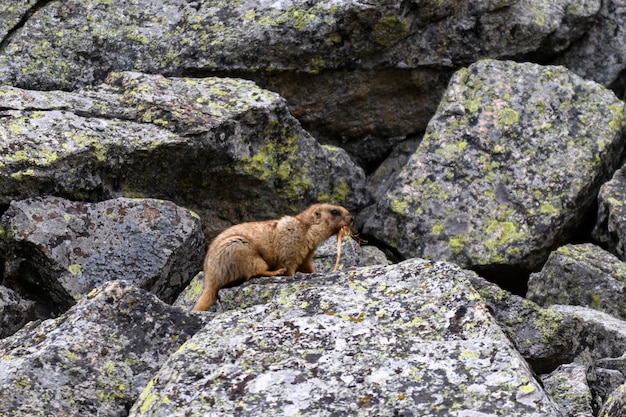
[314,209,321,219]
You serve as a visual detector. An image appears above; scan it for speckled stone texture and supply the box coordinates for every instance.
[0,196,204,309]
[527,244,626,319]
[133,259,562,416]
[468,275,580,372]
[0,72,367,236]
[0,0,599,146]
[0,285,36,338]
[556,0,626,87]
[593,166,626,261]
[540,364,595,417]
[358,59,626,272]
[0,280,207,417]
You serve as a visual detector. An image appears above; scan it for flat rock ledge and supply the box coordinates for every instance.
[133,259,561,416]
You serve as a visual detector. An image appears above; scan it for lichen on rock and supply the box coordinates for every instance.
[0,196,205,311]
[133,259,561,416]
[0,72,368,237]
[0,281,207,417]
[359,60,626,273]
[528,243,626,319]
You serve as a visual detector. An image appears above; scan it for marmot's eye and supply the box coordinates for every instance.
[331,209,340,216]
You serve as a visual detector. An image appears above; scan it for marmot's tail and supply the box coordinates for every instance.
[192,287,216,311]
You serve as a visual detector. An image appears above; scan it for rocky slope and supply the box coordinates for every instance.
[2,0,626,416]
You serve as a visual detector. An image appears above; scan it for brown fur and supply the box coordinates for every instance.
[192,204,352,311]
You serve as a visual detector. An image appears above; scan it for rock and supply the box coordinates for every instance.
[0,280,207,417]
[527,244,626,319]
[358,60,626,273]
[0,0,600,145]
[312,234,390,273]
[473,278,626,413]
[0,72,368,236]
[0,285,36,339]
[367,135,422,200]
[600,384,626,417]
[540,364,595,417]
[173,235,390,312]
[549,305,626,368]
[134,259,562,416]
[0,196,204,311]
[593,165,626,260]
[0,1,36,40]
[556,0,626,88]
[469,275,580,372]
[595,357,626,405]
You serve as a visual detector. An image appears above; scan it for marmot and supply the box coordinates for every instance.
[192,203,352,311]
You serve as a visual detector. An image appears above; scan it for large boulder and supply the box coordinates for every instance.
[0,0,601,150]
[527,244,626,319]
[0,280,207,417]
[550,305,626,408]
[133,259,562,416]
[473,276,626,412]
[540,364,595,417]
[0,196,204,311]
[0,72,368,236]
[358,60,626,273]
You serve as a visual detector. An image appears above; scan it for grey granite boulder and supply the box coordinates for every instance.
[359,60,626,273]
[136,259,562,416]
[600,383,626,417]
[0,1,37,40]
[469,275,580,372]
[556,0,626,88]
[527,244,626,319]
[0,285,36,339]
[0,196,204,310]
[550,305,626,410]
[550,305,626,370]
[474,277,626,413]
[0,280,207,417]
[0,0,600,146]
[593,166,626,260]
[540,364,595,417]
[0,72,367,237]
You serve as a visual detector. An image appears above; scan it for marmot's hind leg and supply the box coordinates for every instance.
[247,255,286,278]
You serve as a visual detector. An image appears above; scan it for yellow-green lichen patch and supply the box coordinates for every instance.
[239,126,313,201]
[431,222,444,235]
[390,199,409,215]
[539,202,557,215]
[435,141,467,160]
[496,107,519,128]
[448,235,466,255]
[68,264,82,275]
[372,15,410,46]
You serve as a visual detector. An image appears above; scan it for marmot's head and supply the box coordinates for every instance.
[298,203,352,238]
